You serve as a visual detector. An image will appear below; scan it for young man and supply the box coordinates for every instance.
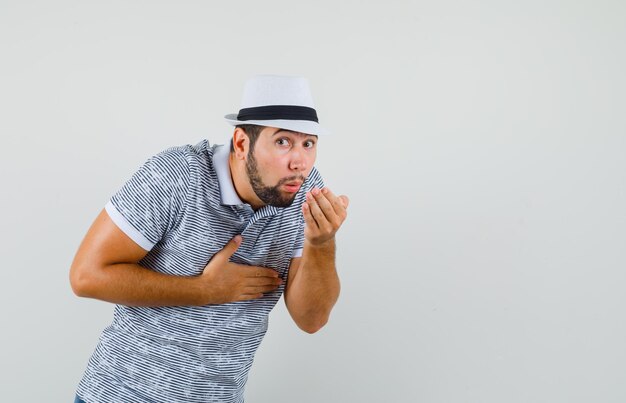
[70,75,348,402]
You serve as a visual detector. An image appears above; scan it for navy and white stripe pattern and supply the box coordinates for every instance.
[76,140,324,403]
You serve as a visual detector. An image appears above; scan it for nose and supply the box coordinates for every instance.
[289,149,306,171]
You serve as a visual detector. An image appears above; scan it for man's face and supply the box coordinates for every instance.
[245,127,318,208]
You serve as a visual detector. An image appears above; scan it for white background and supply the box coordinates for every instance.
[1,1,625,402]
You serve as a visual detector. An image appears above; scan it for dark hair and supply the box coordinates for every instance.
[230,124,264,153]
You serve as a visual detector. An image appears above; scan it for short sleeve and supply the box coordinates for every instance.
[106,149,192,251]
[292,167,325,257]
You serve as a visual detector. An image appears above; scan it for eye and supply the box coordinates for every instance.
[303,140,316,149]
[276,138,290,147]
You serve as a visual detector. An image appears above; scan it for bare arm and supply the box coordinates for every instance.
[284,188,349,333]
[69,209,282,307]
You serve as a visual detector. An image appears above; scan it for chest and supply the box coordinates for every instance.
[143,201,300,277]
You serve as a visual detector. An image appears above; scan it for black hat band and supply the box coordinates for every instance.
[237,105,318,123]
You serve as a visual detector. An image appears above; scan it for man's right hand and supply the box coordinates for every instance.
[198,235,282,305]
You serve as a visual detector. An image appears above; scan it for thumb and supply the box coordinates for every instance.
[339,195,350,209]
[215,235,242,262]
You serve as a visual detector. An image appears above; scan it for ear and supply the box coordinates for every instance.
[232,128,248,160]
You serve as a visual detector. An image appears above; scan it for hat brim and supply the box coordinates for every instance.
[224,114,330,136]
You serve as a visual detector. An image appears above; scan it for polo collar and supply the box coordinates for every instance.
[212,143,285,218]
[213,144,244,206]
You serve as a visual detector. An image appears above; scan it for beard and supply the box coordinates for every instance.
[246,151,304,208]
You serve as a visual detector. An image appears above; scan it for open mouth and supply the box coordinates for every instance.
[282,182,303,193]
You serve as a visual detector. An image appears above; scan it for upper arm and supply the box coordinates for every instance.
[70,208,149,294]
[109,150,192,246]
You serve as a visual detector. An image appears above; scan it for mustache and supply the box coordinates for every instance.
[277,175,306,186]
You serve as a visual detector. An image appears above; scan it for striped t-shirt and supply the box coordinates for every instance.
[76,140,324,403]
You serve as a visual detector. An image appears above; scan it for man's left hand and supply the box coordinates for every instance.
[302,187,349,246]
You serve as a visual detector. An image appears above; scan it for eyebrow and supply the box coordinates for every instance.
[271,128,296,136]
[271,129,318,139]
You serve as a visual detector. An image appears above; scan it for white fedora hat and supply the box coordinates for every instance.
[224,75,330,136]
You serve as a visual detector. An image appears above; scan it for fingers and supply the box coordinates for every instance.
[314,189,339,224]
[302,201,317,229]
[202,237,284,304]
[305,190,331,231]
[244,283,282,294]
[320,188,349,217]
[214,235,242,263]
[240,265,280,279]
[237,278,283,301]
[247,275,282,286]
[339,195,350,209]
[305,187,348,228]
[302,187,349,246]
[231,266,282,302]
[238,293,265,301]
[240,275,283,294]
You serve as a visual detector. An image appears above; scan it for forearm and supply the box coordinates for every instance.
[286,238,341,333]
[71,262,204,307]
